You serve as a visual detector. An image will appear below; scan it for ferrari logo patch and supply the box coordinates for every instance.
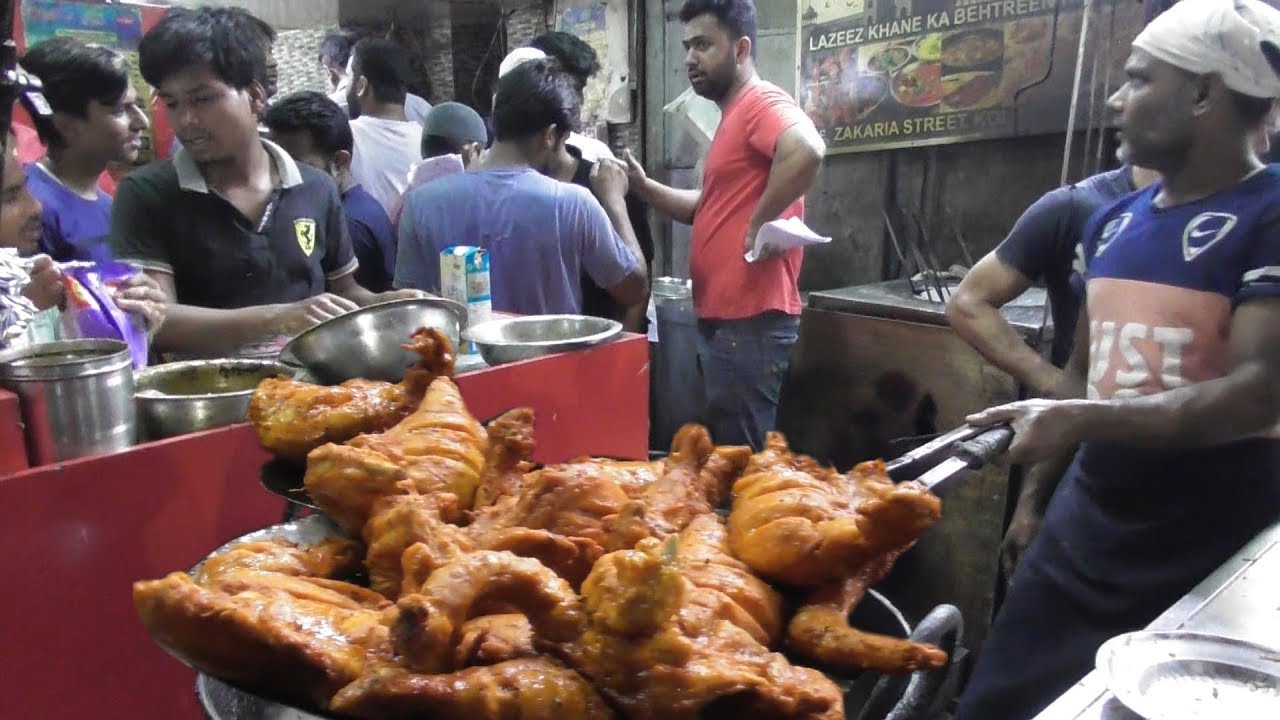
[294,218,317,257]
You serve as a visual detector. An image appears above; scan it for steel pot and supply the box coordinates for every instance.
[0,338,135,463]
[134,358,295,440]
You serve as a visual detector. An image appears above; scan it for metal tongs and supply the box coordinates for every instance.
[885,424,1015,492]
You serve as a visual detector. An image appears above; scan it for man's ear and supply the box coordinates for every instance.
[460,141,482,167]
[735,36,753,64]
[333,148,352,174]
[353,75,369,99]
[247,81,268,116]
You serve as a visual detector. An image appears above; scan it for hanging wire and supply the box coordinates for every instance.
[1092,0,1119,176]
[1060,0,1095,185]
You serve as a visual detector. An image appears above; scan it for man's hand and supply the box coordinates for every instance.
[591,158,630,202]
[621,150,648,192]
[1000,498,1043,583]
[377,288,432,303]
[273,293,360,336]
[743,221,783,260]
[113,272,168,334]
[22,255,63,311]
[966,398,1087,464]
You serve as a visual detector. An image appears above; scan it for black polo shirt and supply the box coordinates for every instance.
[108,140,357,309]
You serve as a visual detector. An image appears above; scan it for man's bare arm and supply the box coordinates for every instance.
[622,149,701,225]
[746,123,825,241]
[146,270,280,356]
[947,253,1066,396]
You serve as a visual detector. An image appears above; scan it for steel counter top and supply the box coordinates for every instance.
[1033,519,1280,719]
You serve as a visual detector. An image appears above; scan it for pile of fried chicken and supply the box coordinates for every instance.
[134,330,946,720]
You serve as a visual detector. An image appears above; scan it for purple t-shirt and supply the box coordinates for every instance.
[394,168,636,315]
[26,163,114,263]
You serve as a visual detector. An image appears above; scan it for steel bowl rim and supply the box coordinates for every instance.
[134,358,296,402]
[279,296,469,366]
[463,314,623,348]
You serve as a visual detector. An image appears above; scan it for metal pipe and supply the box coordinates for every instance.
[1060,0,1095,186]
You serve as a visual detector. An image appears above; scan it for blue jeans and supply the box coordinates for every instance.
[695,312,799,450]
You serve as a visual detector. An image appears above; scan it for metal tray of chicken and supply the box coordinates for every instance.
[200,424,1014,720]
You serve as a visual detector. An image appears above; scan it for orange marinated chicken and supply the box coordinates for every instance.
[675,513,784,647]
[363,486,473,599]
[133,571,395,708]
[249,327,456,461]
[194,536,363,585]
[728,433,942,587]
[304,376,487,534]
[329,658,614,720]
[472,408,537,508]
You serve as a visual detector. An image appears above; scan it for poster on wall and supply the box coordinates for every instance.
[799,0,1133,154]
[15,0,173,161]
[556,0,610,136]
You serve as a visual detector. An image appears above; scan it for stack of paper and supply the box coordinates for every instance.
[744,217,832,263]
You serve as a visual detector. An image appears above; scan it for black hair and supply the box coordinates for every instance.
[678,0,758,55]
[20,37,132,147]
[262,91,353,155]
[529,31,601,87]
[319,30,359,72]
[1228,89,1274,129]
[492,58,580,142]
[137,6,273,92]
[350,38,410,105]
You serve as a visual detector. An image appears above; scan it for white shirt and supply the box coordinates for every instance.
[349,115,424,217]
[328,88,432,124]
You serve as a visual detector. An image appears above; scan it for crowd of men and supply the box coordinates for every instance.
[0,2,1277,719]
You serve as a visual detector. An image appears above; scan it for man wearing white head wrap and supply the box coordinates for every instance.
[956,2,1280,718]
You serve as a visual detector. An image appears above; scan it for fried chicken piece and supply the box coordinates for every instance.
[557,458,665,498]
[472,408,537,508]
[606,429,751,551]
[453,614,538,667]
[250,328,455,461]
[194,536,363,585]
[329,658,614,720]
[561,539,843,720]
[467,464,632,552]
[392,550,586,674]
[305,376,486,534]
[728,434,942,587]
[787,555,948,675]
[363,488,473,599]
[676,514,784,647]
[133,572,394,708]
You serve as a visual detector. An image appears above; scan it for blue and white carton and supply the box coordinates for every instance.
[440,245,491,355]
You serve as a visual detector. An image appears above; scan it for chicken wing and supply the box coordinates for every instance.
[329,658,614,720]
[675,514,783,647]
[133,572,394,708]
[363,487,473,599]
[250,327,455,461]
[472,407,537,508]
[194,536,363,585]
[728,433,942,587]
[304,376,487,534]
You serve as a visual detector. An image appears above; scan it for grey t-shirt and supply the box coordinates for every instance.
[994,166,1135,365]
[394,168,637,315]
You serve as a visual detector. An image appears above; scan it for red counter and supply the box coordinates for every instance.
[0,337,647,720]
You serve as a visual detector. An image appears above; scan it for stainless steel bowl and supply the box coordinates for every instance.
[278,297,467,384]
[135,358,296,440]
[463,314,623,366]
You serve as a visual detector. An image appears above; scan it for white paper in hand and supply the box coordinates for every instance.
[744,217,832,263]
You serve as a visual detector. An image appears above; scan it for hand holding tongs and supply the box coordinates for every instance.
[885,424,1015,491]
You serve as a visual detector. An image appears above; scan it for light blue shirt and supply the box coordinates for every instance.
[394,168,636,315]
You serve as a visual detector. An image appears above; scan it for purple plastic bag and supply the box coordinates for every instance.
[59,261,149,370]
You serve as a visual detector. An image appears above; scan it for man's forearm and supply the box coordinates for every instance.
[747,147,821,233]
[335,281,380,307]
[1018,447,1075,514]
[603,196,647,268]
[948,297,1064,395]
[1069,361,1277,448]
[637,178,700,225]
[152,303,277,356]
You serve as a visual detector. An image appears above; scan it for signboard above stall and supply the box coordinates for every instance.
[799,0,1139,154]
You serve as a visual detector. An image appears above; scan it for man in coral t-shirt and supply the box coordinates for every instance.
[624,0,824,449]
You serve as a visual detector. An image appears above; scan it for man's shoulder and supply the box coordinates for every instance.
[116,160,180,203]
[292,163,342,201]
[343,185,392,226]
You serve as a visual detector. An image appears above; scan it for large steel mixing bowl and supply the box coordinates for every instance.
[134,358,296,440]
[463,314,623,366]
[278,297,467,384]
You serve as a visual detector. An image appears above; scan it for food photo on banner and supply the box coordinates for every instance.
[799,0,1142,153]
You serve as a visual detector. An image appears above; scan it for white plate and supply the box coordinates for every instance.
[1097,631,1280,719]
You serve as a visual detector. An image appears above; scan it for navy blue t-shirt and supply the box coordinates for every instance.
[1076,166,1280,524]
[995,167,1134,365]
[342,184,396,292]
[26,162,114,263]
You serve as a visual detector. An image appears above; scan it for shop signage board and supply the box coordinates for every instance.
[799,0,1134,154]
